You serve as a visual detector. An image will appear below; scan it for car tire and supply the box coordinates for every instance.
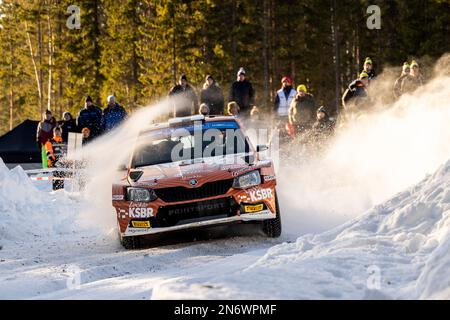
[120,234,143,249]
[262,192,282,238]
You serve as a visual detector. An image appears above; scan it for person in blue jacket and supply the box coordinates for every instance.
[102,95,127,132]
[77,96,103,139]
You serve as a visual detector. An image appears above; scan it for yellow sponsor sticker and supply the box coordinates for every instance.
[244,204,264,213]
[131,220,151,228]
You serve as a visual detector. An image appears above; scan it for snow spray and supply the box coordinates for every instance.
[72,98,181,233]
[279,54,450,236]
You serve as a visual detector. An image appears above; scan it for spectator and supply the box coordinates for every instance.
[342,72,369,111]
[200,75,224,115]
[229,67,255,116]
[77,96,103,139]
[274,76,296,121]
[168,74,198,117]
[400,60,424,95]
[227,101,240,117]
[310,106,335,141]
[289,84,317,131]
[199,103,210,116]
[45,127,66,190]
[102,95,127,132]
[36,109,57,147]
[250,106,261,120]
[58,111,78,142]
[393,62,410,99]
[81,127,92,146]
[363,57,376,80]
[302,106,336,154]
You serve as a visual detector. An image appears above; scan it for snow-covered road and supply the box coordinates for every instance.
[0,226,286,300]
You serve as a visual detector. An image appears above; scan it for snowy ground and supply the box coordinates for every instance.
[0,156,449,300]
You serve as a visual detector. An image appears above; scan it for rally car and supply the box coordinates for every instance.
[112,115,281,249]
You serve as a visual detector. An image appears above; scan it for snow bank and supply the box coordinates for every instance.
[153,158,450,299]
[0,158,85,241]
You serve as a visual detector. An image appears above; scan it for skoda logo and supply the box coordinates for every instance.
[189,179,198,186]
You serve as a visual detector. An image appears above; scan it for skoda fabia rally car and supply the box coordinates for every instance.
[112,115,281,249]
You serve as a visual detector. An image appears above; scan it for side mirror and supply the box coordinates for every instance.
[256,145,269,152]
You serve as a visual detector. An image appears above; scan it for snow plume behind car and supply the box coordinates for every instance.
[280,53,450,236]
[70,97,183,234]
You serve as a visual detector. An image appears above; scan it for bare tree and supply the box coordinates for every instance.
[330,0,341,115]
[25,21,44,116]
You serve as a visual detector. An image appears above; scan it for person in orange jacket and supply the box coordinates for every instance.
[45,127,66,190]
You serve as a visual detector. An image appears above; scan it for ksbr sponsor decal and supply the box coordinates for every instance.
[112,194,124,200]
[129,207,154,218]
[248,188,273,202]
[263,175,276,182]
[116,207,154,219]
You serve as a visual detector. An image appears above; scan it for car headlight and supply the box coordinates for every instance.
[232,170,261,189]
[127,187,157,202]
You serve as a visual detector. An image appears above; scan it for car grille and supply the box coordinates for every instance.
[154,197,239,228]
[154,179,234,202]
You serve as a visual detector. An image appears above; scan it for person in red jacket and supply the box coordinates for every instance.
[36,110,57,147]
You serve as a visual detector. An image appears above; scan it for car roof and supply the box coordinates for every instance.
[141,115,241,134]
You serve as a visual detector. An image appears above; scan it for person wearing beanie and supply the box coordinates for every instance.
[76,95,103,139]
[274,76,296,120]
[228,67,255,116]
[400,60,424,95]
[363,57,376,80]
[341,72,370,111]
[200,75,224,115]
[57,111,78,142]
[168,74,199,117]
[102,95,127,132]
[288,84,317,132]
[393,62,411,99]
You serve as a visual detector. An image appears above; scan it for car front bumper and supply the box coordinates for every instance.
[123,209,276,236]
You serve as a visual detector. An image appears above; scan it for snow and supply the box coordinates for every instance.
[152,159,450,299]
[0,158,85,241]
[0,155,449,299]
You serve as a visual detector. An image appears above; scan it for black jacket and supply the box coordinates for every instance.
[58,119,78,142]
[77,105,103,138]
[168,84,198,117]
[366,69,376,80]
[229,80,255,115]
[342,80,368,108]
[200,83,224,115]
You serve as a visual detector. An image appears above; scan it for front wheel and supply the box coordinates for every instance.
[118,229,143,249]
[262,193,282,238]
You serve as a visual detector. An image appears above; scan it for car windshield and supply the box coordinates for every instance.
[131,121,251,168]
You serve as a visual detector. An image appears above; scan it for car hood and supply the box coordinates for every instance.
[129,154,267,187]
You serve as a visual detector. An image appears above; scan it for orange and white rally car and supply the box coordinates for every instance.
[112,115,281,249]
